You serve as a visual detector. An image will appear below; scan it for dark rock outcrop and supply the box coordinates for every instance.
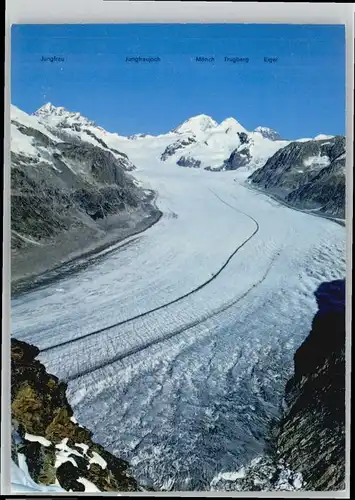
[223,147,252,170]
[275,279,346,490]
[128,133,148,140]
[176,156,201,168]
[161,136,196,161]
[219,133,253,171]
[11,339,138,492]
[285,158,345,217]
[237,132,250,145]
[204,165,224,172]
[248,136,345,218]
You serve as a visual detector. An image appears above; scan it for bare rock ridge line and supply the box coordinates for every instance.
[40,190,259,355]
[11,339,141,493]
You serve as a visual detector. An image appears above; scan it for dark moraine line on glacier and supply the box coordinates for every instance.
[65,235,280,383]
[40,190,259,354]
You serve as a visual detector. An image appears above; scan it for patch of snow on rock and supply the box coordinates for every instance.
[77,477,101,492]
[89,451,107,470]
[303,154,331,168]
[24,433,51,447]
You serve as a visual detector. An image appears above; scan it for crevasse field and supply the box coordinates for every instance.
[11,138,346,491]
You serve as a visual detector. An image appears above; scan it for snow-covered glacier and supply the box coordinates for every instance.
[11,120,346,491]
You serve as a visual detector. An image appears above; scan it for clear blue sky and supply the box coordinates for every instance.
[11,24,345,139]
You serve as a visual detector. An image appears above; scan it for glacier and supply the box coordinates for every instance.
[11,110,346,491]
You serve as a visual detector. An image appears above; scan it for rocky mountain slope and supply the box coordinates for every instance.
[11,338,140,493]
[275,279,346,491]
[211,279,346,492]
[11,105,161,290]
[248,136,346,219]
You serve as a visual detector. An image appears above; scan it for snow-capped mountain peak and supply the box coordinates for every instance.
[34,102,58,116]
[35,102,72,119]
[254,126,281,141]
[173,114,218,135]
[34,102,96,128]
[217,117,247,134]
[160,113,290,171]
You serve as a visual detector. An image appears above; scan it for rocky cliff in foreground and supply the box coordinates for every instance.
[11,338,140,493]
[211,279,346,492]
[248,136,346,219]
[275,279,346,491]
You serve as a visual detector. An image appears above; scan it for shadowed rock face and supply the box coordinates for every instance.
[11,136,143,248]
[217,132,253,171]
[285,159,345,217]
[11,339,138,492]
[276,279,346,491]
[249,136,345,218]
[223,147,252,170]
[176,156,201,168]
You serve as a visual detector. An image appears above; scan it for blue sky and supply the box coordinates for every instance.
[11,24,345,138]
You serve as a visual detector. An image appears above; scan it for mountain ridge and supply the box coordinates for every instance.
[30,102,338,141]
[10,104,161,291]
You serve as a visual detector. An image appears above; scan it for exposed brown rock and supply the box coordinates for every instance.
[11,338,138,492]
